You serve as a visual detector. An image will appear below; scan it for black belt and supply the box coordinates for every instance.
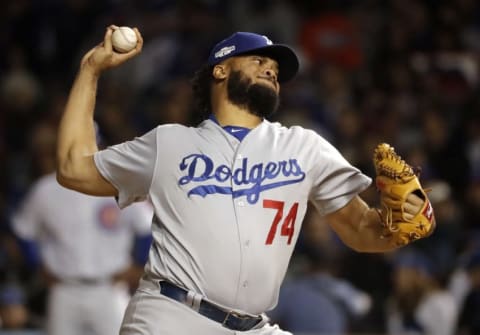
[159,281,263,331]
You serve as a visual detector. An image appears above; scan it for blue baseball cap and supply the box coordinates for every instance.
[207,32,299,83]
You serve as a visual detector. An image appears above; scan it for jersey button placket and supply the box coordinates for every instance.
[231,146,251,296]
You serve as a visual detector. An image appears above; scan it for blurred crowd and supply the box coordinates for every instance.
[1,0,480,334]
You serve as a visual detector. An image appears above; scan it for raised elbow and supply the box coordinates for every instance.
[55,156,117,196]
[55,156,88,190]
[56,166,77,190]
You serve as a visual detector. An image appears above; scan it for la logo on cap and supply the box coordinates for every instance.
[262,36,273,45]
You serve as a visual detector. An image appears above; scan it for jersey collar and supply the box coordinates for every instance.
[208,114,252,141]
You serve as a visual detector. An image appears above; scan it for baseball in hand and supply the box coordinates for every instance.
[111,26,138,53]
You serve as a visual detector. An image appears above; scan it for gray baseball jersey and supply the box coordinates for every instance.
[94,119,371,314]
[11,173,153,280]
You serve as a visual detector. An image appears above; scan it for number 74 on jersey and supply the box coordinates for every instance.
[263,199,298,245]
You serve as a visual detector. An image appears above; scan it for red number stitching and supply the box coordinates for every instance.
[263,200,298,245]
[281,202,298,244]
[263,200,284,245]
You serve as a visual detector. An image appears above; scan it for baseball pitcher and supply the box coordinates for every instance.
[55,26,435,334]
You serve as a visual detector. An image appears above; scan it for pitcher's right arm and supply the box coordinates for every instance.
[56,25,143,195]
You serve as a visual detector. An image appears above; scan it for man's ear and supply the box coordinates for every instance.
[213,65,228,80]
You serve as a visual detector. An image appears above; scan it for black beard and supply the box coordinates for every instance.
[226,70,280,118]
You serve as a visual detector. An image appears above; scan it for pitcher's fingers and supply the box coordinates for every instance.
[121,47,142,61]
[133,27,143,51]
[406,193,424,206]
[403,200,422,216]
[103,26,114,51]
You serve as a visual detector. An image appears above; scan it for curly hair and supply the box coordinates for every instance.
[191,64,214,121]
